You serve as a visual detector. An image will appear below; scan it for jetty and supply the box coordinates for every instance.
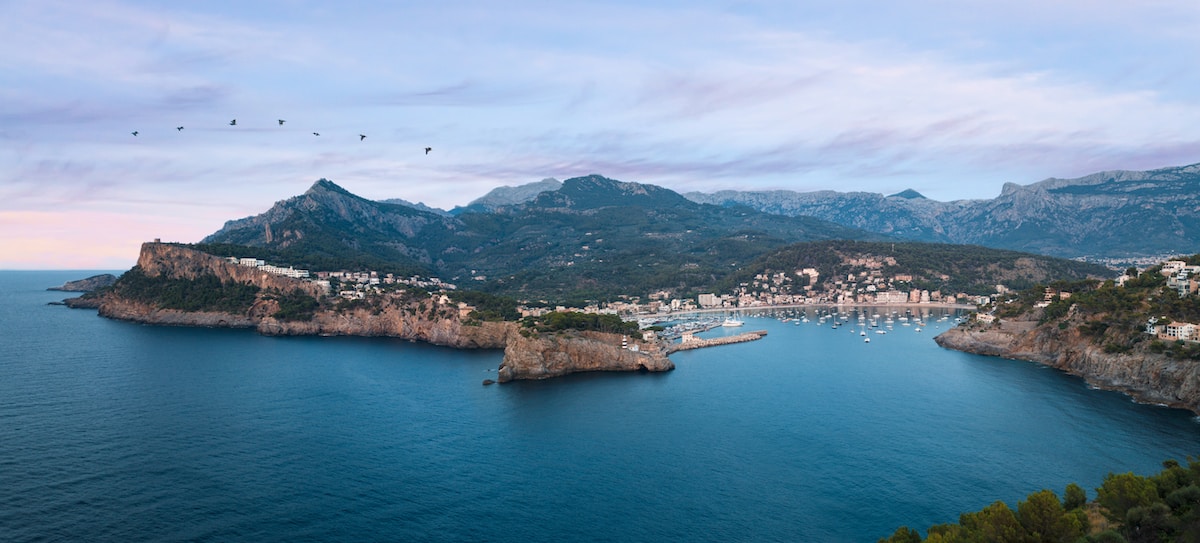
[666,330,768,353]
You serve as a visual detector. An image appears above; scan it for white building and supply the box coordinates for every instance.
[1160,322,1197,342]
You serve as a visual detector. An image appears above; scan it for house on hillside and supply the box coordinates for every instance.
[1159,322,1198,342]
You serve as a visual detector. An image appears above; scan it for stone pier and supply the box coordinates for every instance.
[666,330,767,353]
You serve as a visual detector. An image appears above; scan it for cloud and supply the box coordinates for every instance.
[6,0,1200,266]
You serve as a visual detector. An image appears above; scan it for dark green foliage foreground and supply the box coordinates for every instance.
[880,458,1200,542]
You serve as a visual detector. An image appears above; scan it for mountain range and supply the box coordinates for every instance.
[372,163,1200,261]
[683,163,1200,259]
[200,163,1195,300]
[203,175,880,299]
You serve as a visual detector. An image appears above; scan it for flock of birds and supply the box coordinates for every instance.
[131,119,433,154]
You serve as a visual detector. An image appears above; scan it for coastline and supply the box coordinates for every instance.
[934,321,1200,416]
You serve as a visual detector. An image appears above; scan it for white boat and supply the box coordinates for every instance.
[722,318,744,327]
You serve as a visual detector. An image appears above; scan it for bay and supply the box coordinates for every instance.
[2,271,1197,542]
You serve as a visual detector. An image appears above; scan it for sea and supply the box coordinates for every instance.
[3,270,1198,542]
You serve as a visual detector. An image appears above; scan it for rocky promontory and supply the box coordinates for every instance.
[498,330,674,382]
[49,273,118,292]
[935,317,1200,414]
[80,242,677,381]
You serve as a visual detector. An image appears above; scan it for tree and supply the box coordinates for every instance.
[879,526,922,543]
[1097,472,1161,524]
[960,501,1023,543]
[1124,503,1173,543]
[1065,482,1088,511]
[1016,489,1084,543]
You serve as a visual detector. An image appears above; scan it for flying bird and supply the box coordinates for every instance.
[278,119,286,125]
[313,132,320,136]
[425,147,432,154]
[229,119,237,126]
[359,134,366,141]
[176,126,184,131]
[131,131,138,136]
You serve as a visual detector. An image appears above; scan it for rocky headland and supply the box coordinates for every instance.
[498,330,673,382]
[49,273,118,292]
[75,242,675,382]
[935,317,1200,414]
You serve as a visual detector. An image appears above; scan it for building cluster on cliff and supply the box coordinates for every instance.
[971,257,1200,343]
[227,256,457,300]
[1140,260,1200,342]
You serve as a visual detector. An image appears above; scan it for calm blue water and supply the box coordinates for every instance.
[3,271,1198,542]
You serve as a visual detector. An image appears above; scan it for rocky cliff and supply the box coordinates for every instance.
[88,242,674,381]
[935,318,1200,414]
[498,330,674,382]
[135,242,327,299]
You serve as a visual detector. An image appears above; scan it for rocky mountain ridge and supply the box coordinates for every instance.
[684,162,1200,259]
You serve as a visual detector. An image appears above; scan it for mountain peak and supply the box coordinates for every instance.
[307,178,354,197]
[537,174,692,209]
[463,178,562,211]
[889,189,926,199]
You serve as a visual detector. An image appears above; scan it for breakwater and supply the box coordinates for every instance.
[666,330,767,353]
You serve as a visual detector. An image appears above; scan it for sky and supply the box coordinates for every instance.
[4,0,1200,269]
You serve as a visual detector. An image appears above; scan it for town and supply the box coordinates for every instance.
[226,254,990,318]
[227,252,1200,345]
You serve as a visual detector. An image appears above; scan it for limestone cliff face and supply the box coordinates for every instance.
[136,242,326,299]
[498,331,674,382]
[935,319,1200,414]
[256,308,512,349]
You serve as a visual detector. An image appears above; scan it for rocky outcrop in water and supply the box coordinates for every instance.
[935,318,1200,414]
[498,331,674,382]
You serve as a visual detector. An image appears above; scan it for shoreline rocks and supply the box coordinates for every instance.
[935,320,1200,415]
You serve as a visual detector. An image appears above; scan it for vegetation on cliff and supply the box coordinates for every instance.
[991,255,1200,359]
[267,289,320,321]
[519,311,642,339]
[445,290,520,322]
[107,267,261,313]
[880,457,1200,543]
